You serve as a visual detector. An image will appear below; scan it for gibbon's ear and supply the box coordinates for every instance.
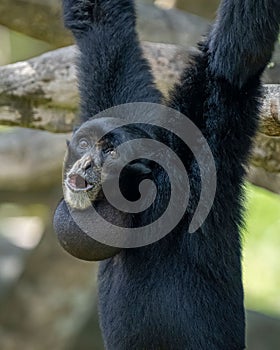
[66,140,70,147]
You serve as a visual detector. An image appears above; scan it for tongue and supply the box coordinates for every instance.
[69,174,87,189]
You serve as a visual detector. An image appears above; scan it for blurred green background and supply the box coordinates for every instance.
[244,184,280,316]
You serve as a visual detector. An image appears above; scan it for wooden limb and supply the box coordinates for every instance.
[248,131,280,195]
[0,46,78,132]
[261,85,280,136]
[0,43,190,131]
[0,44,279,135]
[0,0,208,48]
[1,0,279,83]
[0,0,70,48]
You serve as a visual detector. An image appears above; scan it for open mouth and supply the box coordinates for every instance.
[66,174,94,192]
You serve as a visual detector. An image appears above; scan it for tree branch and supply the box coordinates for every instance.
[1,44,279,135]
[0,46,78,132]
[1,0,279,82]
[0,0,70,47]
[0,0,208,48]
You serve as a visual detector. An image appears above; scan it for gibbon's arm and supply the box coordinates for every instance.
[209,0,280,88]
[54,0,162,260]
[63,0,162,122]
[170,0,280,222]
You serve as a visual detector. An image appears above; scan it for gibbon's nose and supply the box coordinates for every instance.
[80,155,93,173]
[83,158,95,179]
[81,154,100,175]
[84,161,91,171]
[80,155,101,186]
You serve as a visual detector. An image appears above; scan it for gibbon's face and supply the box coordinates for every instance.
[64,118,153,210]
[56,118,153,261]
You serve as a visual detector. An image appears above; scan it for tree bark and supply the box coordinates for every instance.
[1,0,279,83]
[0,0,70,47]
[0,43,190,132]
[0,44,279,135]
[0,0,208,48]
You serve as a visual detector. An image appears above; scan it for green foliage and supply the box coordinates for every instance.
[0,27,51,65]
[243,183,280,316]
[9,30,51,63]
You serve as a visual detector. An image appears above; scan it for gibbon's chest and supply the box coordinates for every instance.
[98,256,197,349]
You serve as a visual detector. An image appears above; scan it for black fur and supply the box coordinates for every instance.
[53,0,280,349]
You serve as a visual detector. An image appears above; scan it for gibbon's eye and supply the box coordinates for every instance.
[109,149,119,159]
[79,138,89,149]
[104,147,119,159]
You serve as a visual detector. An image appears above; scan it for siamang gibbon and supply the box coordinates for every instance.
[53,0,280,349]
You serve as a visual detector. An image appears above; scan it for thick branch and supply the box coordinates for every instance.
[0,44,279,135]
[0,0,70,48]
[0,0,208,48]
[261,85,280,136]
[0,46,78,132]
[1,0,279,82]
